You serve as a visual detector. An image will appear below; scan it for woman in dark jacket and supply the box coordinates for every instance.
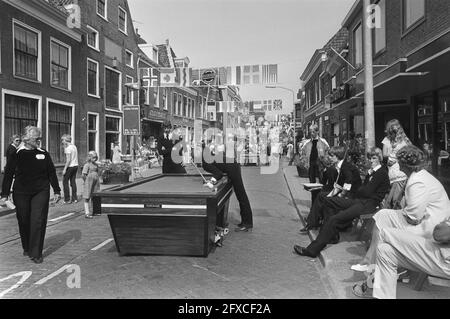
[0,126,61,263]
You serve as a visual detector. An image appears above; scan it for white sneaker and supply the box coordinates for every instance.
[351,264,370,272]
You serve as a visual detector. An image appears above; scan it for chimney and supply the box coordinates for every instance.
[165,39,169,46]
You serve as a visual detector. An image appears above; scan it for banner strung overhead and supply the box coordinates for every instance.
[139,64,278,88]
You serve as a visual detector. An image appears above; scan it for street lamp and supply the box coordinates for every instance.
[265,86,297,153]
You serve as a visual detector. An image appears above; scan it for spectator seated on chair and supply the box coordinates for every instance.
[295,147,389,258]
[350,145,450,298]
[300,146,362,234]
[352,217,450,299]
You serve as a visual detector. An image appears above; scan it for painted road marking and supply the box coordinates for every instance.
[34,265,71,285]
[91,238,114,251]
[0,271,32,298]
[48,213,74,222]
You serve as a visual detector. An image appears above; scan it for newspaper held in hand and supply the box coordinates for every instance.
[303,183,323,192]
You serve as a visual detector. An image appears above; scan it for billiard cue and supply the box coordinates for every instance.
[188,157,209,184]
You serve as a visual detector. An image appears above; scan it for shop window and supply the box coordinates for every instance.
[105,116,120,161]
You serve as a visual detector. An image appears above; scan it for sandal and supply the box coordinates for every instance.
[352,282,374,299]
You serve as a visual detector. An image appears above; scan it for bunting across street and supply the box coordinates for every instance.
[139,64,278,88]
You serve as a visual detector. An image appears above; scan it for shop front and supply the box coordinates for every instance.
[141,108,168,147]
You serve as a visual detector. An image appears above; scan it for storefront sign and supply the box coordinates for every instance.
[123,105,140,135]
[147,109,166,120]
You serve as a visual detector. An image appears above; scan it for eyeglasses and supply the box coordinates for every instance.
[14,139,21,142]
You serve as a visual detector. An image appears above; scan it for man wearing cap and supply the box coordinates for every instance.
[157,120,186,174]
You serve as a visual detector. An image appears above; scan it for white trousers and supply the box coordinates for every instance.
[372,227,450,299]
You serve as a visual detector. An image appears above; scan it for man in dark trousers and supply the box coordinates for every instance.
[300,145,362,233]
[294,147,390,258]
[202,139,253,232]
[6,134,21,163]
[157,120,186,174]
[300,124,329,203]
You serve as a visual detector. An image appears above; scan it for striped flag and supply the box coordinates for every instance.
[262,64,278,84]
[176,67,190,87]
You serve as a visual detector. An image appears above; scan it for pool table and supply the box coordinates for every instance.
[92,174,233,257]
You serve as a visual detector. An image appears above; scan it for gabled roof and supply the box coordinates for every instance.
[43,0,72,14]
[156,44,172,68]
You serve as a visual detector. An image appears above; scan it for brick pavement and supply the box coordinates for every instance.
[283,165,450,299]
[0,161,336,299]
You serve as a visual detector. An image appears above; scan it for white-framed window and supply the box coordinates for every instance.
[46,99,74,164]
[87,112,99,154]
[104,66,122,111]
[118,6,127,34]
[125,76,134,105]
[173,93,178,115]
[125,50,133,68]
[87,58,99,97]
[183,96,187,117]
[353,22,363,68]
[13,20,42,82]
[403,0,425,30]
[152,47,159,64]
[86,25,99,51]
[162,89,168,110]
[1,90,42,170]
[50,38,71,91]
[153,87,159,108]
[177,93,182,115]
[374,0,386,54]
[97,0,108,20]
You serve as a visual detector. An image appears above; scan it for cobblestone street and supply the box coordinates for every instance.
[0,161,336,299]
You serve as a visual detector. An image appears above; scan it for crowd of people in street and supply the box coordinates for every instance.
[292,120,450,299]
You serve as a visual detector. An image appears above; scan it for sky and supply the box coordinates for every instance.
[128,0,356,114]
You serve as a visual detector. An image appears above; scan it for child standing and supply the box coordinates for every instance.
[82,151,100,218]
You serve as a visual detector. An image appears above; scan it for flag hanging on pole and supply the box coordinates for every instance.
[177,67,191,87]
[273,99,283,110]
[159,68,177,87]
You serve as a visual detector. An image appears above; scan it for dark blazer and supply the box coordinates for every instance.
[356,165,390,204]
[5,144,17,164]
[336,160,362,195]
[320,166,338,192]
[157,134,186,174]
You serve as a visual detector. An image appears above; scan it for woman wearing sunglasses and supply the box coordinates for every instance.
[0,126,61,264]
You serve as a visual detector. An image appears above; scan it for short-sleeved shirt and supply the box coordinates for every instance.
[65,144,79,167]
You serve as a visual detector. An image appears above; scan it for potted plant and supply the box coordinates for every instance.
[100,161,132,184]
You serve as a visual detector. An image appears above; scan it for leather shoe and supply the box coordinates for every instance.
[293,245,316,258]
[31,257,43,264]
[329,233,340,245]
[235,225,252,232]
[299,225,312,234]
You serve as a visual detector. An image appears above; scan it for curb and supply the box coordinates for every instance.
[282,167,330,268]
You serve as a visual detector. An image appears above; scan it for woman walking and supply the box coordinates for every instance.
[0,126,61,263]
